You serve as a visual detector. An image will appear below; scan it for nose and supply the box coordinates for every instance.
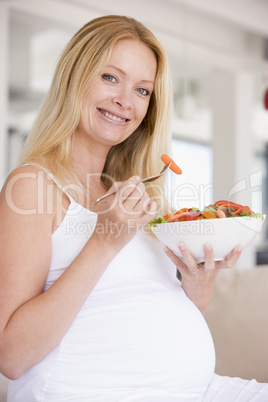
[112,88,133,109]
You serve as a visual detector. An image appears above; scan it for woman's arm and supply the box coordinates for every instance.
[164,242,243,313]
[0,167,156,380]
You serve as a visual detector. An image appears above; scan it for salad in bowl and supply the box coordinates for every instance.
[150,200,266,263]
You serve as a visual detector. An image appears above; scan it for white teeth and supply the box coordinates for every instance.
[102,110,126,122]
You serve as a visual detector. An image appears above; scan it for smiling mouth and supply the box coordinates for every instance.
[98,108,129,122]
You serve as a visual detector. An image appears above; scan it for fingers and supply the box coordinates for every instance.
[217,244,243,269]
[178,242,199,273]
[164,243,243,312]
[165,242,243,277]
[203,243,215,272]
[123,177,157,224]
[118,176,155,217]
[98,176,157,224]
[163,245,198,277]
[120,177,146,210]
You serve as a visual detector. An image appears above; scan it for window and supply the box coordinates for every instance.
[166,139,213,211]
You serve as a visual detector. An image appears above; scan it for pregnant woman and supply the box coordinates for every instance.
[0,15,267,401]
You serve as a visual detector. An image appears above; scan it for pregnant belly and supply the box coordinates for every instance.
[57,284,215,398]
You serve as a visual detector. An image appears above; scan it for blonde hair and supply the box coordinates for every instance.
[20,15,173,213]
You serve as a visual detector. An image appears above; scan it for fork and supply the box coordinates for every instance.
[92,162,171,206]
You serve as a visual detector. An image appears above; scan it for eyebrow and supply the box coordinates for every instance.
[106,64,155,85]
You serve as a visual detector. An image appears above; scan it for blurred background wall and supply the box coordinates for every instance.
[1,0,268,267]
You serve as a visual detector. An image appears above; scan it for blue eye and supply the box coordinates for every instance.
[137,88,149,96]
[102,74,116,82]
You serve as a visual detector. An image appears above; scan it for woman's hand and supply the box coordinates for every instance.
[94,176,157,251]
[164,242,243,313]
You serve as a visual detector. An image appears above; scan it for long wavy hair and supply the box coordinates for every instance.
[19,15,173,213]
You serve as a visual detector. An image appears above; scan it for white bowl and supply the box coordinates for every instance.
[151,215,266,263]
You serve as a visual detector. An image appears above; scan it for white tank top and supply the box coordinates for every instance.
[7,169,215,402]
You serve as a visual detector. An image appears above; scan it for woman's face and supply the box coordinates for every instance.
[75,39,157,150]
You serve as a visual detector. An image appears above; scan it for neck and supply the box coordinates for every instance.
[73,136,108,172]
[71,133,111,207]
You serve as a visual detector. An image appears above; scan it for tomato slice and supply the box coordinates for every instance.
[168,208,189,222]
[214,200,242,215]
[241,205,254,215]
[168,210,201,222]
[175,208,188,215]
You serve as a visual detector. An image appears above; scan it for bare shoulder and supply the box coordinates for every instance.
[0,165,69,226]
[1,165,54,214]
[0,166,57,328]
[0,165,68,300]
